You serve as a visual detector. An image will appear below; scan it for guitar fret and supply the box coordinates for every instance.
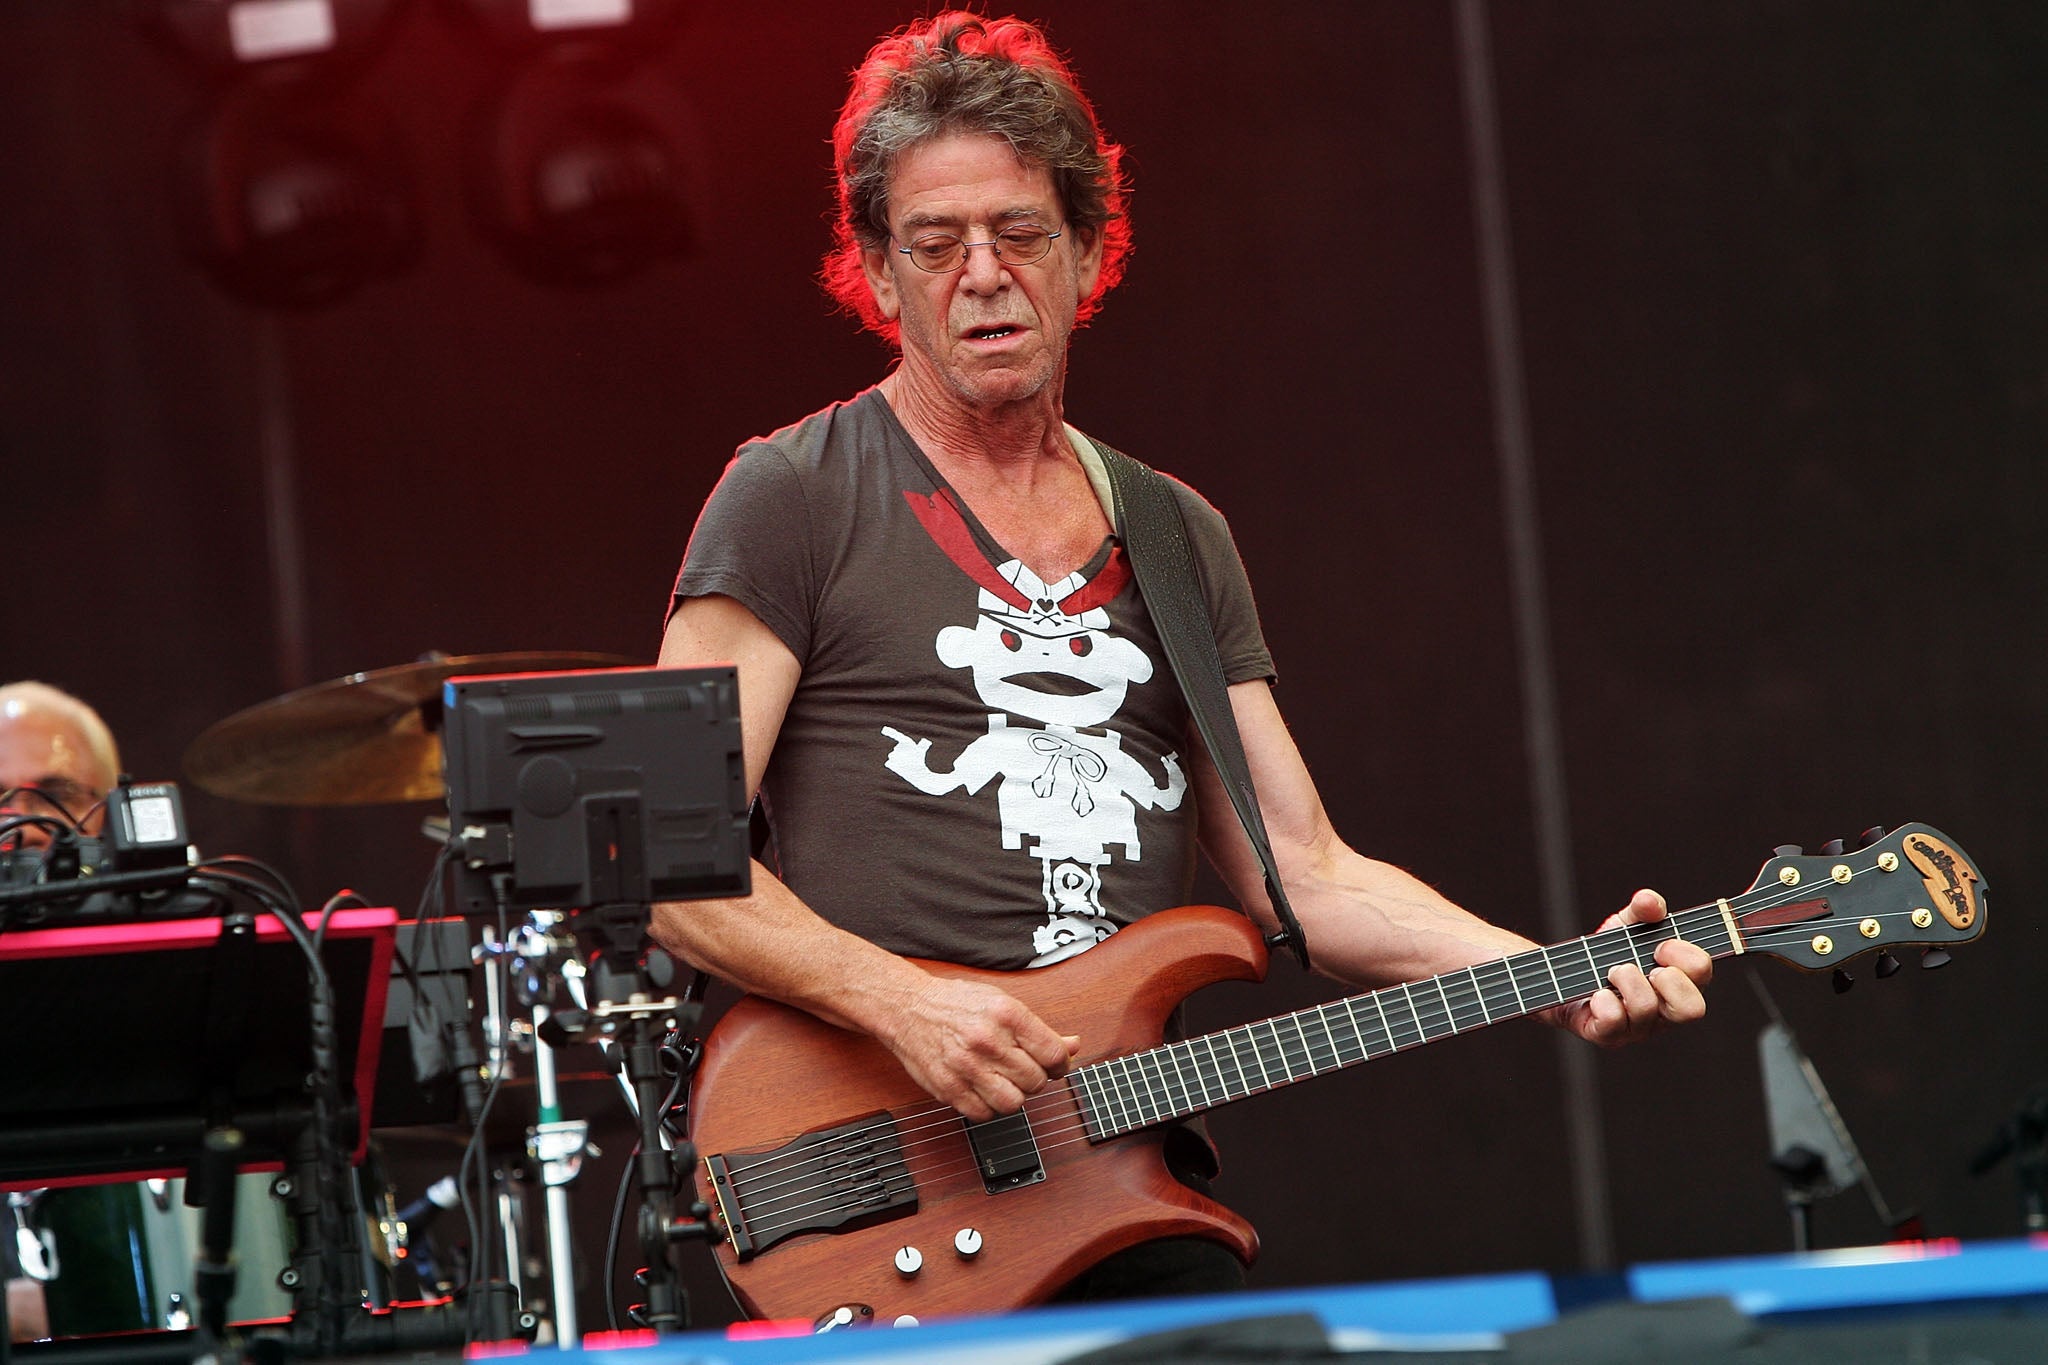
[1439,979,1474,1032]
[1225,1028,1255,1094]
[1446,968,1488,1030]
[1095,1064,1127,1134]
[1308,1007,1343,1070]
[1201,1038,1230,1107]
[1147,1049,1175,1121]
[1190,1037,1221,1106]
[1211,1036,1241,1102]
[1081,1064,1114,1146]
[1171,1042,1205,1113]
[1290,1013,1327,1075]
[1213,1032,1250,1100]
[1622,924,1650,974]
[1179,1047,1204,1113]
[1077,1065,1109,1138]
[1270,1017,1309,1080]
[1577,938,1604,996]
[1260,1020,1297,1083]
[1136,1050,1172,1121]
[1352,995,1393,1057]
[1325,1002,1364,1065]
[1305,1008,1334,1070]
[1381,986,1424,1050]
[1115,1055,1153,1128]
[1163,1055,1196,1113]
[1241,1024,1276,1092]
[1405,980,1451,1040]
[1507,949,1559,1010]
[1475,958,1523,1018]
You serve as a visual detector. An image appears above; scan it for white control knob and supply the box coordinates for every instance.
[954,1227,984,1258]
[893,1314,920,1328]
[893,1245,923,1276]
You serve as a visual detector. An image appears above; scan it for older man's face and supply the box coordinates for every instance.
[862,133,1103,411]
[0,701,116,848]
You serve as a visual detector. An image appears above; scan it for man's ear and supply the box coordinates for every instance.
[862,243,901,321]
[1072,223,1104,302]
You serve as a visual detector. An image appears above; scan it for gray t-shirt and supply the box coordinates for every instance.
[672,387,1273,970]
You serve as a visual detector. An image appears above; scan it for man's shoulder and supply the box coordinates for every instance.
[736,386,894,473]
[1070,427,1233,530]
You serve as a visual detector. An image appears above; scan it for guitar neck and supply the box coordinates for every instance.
[1069,902,1742,1141]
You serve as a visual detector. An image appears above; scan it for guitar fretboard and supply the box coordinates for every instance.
[1070,904,1739,1141]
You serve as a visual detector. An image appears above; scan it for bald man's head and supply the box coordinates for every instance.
[0,681,121,844]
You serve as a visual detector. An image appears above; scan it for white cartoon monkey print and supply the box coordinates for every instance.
[882,550,1186,966]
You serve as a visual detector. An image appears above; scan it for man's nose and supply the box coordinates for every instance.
[957,239,1009,291]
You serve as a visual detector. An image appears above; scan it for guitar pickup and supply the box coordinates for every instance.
[965,1111,1044,1193]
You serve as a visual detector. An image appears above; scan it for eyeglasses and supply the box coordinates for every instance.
[896,224,1062,273]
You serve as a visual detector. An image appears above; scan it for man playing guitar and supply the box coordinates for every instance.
[651,11,1712,1308]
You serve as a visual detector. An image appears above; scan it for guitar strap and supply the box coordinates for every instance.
[1087,437,1312,973]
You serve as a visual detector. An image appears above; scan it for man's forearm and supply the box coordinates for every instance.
[1278,842,1538,989]
[650,858,936,1041]
[649,858,1083,1119]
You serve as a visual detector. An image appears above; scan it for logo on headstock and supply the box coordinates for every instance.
[1904,833,1980,930]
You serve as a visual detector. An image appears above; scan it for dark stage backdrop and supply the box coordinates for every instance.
[2,0,2043,1333]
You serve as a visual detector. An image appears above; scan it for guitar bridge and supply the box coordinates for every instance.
[704,1112,917,1261]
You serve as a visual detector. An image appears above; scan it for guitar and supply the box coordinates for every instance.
[687,823,1986,1325]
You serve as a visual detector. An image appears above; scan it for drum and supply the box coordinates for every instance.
[36,1173,295,1335]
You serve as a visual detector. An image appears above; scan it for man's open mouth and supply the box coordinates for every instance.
[1003,671,1098,697]
[966,324,1020,340]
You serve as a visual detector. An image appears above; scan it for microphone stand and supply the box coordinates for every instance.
[536,904,711,1333]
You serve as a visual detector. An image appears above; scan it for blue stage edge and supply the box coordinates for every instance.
[529,1236,2048,1363]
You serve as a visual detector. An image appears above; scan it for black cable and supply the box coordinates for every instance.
[0,784,88,828]
[196,855,304,920]
[456,1050,511,1341]
[191,864,360,1351]
[455,885,515,1344]
[397,842,460,1034]
[606,1036,693,1331]
[314,887,372,955]
[0,813,74,852]
[71,794,108,834]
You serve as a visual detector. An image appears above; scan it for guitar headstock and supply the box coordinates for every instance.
[1731,823,1987,971]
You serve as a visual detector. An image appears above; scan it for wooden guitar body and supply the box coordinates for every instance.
[688,905,1268,1323]
[688,823,1986,1324]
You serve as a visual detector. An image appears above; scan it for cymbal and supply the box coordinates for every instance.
[184,651,638,805]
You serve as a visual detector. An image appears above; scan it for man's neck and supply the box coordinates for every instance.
[880,368,1074,487]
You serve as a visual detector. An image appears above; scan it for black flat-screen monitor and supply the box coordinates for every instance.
[440,665,750,915]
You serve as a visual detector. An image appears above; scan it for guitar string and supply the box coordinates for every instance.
[712,873,1941,1236]
[712,904,1709,1219]
[711,876,1915,1223]
[715,878,1917,1230]
[725,898,1948,1246]
[725,904,1949,1248]
[709,890,1751,1204]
